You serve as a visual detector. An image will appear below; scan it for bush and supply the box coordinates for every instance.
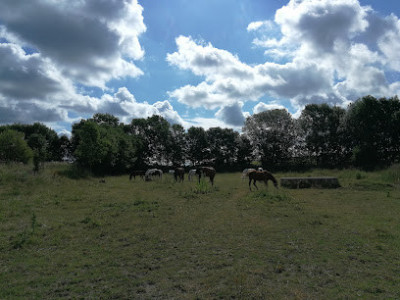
[0,130,33,164]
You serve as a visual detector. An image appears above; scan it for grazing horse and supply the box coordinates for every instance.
[248,170,278,191]
[196,167,216,186]
[129,170,145,180]
[174,167,185,182]
[145,168,163,181]
[241,168,256,181]
[188,169,198,181]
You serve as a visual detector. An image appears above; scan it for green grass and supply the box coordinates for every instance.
[1,163,400,298]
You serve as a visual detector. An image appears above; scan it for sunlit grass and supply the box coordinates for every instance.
[1,163,399,298]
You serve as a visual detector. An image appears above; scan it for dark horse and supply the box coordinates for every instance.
[248,170,278,191]
[129,170,145,180]
[174,167,185,182]
[196,167,216,186]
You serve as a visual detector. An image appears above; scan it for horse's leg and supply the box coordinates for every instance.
[210,175,214,186]
[249,178,252,191]
[253,179,258,190]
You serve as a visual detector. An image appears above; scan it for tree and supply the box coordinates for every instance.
[243,109,295,170]
[91,113,119,127]
[0,130,33,164]
[170,124,187,166]
[298,104,346,167]
[73,121,108,173]
[236,134,254,170]
[1,123,61,161]
[341,95,399,169]
[28,133,47,172]
[72,114,139,174]
[206,127,239,171]
[186,127,210,166]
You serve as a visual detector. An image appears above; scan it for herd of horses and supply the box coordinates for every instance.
[130,166,277,190]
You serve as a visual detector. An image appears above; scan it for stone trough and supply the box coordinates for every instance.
[280,177,340,189]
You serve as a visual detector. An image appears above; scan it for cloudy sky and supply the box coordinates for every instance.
[0,0,399,135]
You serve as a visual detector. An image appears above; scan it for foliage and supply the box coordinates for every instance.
[170,124,187,166]
[2,95,400,173]
[73,118,137,175]
[0,123,62,161]
[0,129,33,164]
[243,109,295,171]
[298,104,346,167]
[342,95,400,169]
[207,127,239,171]
[186,126,210,166]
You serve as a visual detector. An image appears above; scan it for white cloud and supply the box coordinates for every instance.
[253,102,286,114]
[185,117,242,131]
[0,0,177,131]
[0,0,146,88]
[215,102,246,126]
[247,20,274,32]
[96,87,185,126]
[167,0,400,127]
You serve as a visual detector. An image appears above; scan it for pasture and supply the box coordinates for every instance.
[1,164,400,299]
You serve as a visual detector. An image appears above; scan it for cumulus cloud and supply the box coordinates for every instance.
[96,88,185,126]
[0,0,145,88]
[215,102,246,126]
[253,102,286,114]
[167,0,400,126]
[0,0,186,131]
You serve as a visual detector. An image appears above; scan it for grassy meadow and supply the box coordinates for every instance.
[1,163,400,299]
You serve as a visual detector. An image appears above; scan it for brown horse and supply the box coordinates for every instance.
[196,167,216,186]
[248,170,278,191]
[174,167,185,182]
[129,170,145,180]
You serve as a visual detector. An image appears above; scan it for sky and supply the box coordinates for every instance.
[0,0,399,136]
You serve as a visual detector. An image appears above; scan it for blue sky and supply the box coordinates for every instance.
[0,0,399,135]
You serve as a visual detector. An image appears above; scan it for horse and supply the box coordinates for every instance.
[174,167,185,182]
[248,170,278,191]
[145,168,163,181]
[188,169,198,181]
[129,170,145,180]
[241,168,255,181]
[196,167,216,186]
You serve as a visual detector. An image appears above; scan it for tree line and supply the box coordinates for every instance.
[0,95,399,174]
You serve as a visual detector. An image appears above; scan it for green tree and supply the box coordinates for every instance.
[207,127,239,171]
[0,130,33,164]
[73,121,108,173]
[129,115,172,165]
[186,127,210,166]
[342,95,400,169]
[170,124,187,166]
[298,104,346,167]
[1,123,61,161]
[236,134,254,170]
[28,133,47,173]
[91,113,120,127]
[243,109,295,170]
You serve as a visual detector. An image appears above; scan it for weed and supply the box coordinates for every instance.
[193,177,211,194]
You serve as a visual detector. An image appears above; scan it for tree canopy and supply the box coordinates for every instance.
[1,95,399,172]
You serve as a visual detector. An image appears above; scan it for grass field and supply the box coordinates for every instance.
[1,164,400,299]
